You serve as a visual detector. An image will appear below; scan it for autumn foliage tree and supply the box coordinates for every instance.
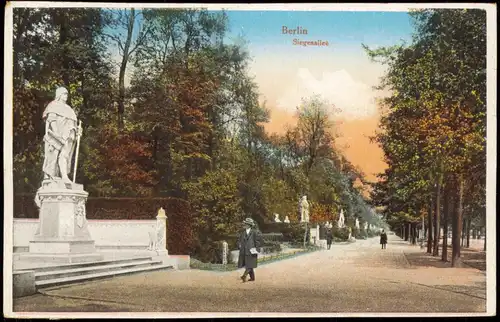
[366,9,487,266]
[12,7,382,261]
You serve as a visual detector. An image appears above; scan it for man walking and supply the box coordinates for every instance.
[326,228,333,250]
[380,229,388,249]
[238,217,263,283]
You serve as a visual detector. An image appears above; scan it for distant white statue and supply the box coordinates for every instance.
[337,209,345,228]
[364,222,368,230]
[274,213,282,223]
[355,218,360,229]
[284,216,290,223]
[42,86,82,183]
[299,196,310,223]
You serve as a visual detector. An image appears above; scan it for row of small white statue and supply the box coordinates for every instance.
[274,212,370,231]
[274,213,290,223]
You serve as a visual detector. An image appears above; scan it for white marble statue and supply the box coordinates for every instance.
[299,196,310,223]
[337,209,345,228]
[355,218,360,229]
[42,87,82,183]
[22,86,103,264]
[274,213,282,223]
[364,222,368,230]
[284,216,290,223]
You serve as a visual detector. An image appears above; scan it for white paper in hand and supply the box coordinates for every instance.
[249,248,259,255]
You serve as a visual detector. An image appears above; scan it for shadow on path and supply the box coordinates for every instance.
[402,245,486,272]
[404,252,453,269]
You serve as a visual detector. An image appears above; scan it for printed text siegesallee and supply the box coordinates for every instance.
[292,39,330,47]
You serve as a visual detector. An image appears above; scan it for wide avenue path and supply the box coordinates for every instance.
[13,234,486,314]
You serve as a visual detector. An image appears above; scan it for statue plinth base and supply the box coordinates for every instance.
[21,180,103,264]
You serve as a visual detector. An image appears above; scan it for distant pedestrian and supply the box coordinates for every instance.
[326,228,333,250]
[237,217,263,283]
[380,230,388,249]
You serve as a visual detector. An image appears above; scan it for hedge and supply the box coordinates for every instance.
[14,194,196,256]
[189,245,322,271]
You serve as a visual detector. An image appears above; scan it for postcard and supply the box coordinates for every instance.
[3,2,496,318]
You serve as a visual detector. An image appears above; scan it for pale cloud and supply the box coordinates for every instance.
[109,47,133,88]
[276,68,378,120]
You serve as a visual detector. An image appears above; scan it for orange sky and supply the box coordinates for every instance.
[247,47,390,184]
[263,105,387,183]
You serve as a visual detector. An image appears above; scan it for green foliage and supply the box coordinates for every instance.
[365,9,486,232]
[331,226,350,241]
[12,7,383,260]
[183,168,243,241]
[261,241,282,254]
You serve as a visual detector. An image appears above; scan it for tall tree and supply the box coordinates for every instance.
[365,9,486,267]
[104,9,152,129]
[12,7,114,194]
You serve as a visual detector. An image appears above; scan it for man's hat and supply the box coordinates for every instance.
[242,218,254,226]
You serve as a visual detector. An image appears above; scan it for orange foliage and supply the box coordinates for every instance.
[310,202,337,224]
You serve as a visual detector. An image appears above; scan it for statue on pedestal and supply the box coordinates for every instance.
[274,213,282,223]
[42,87,82,183]
[284,216,290,223]
[299,196,310,223]
[22,86,102,264]
[355,218,360,229]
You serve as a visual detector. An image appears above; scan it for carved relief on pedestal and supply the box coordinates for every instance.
[36,192,87,206]
[75,197,87,229]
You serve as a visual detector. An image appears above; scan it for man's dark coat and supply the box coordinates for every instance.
[380,232,388,245]
[237,228,263,269]
[326,229,333,244]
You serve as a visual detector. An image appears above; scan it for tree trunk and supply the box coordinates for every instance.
[427,197,434,254]
[461,218,466,247]
[466,218,471,248]
[451,174,464,267]
[117,9,136,129]
[483,228,486,251]
[433,180,441,256]
[58,10,71,105]
[441,182,450,262]
[472,229,477,239]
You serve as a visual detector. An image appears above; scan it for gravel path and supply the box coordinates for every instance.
[12,234,487,314]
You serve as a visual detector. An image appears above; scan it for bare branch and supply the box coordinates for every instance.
[103,33,124,53]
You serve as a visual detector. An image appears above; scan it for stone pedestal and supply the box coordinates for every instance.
[154,208,168,256]
[21,180,103,264]
[147,207,169,266]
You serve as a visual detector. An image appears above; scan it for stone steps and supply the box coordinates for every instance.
[15,256,174,291]
[35,263,173,289]
[17,256,155,272]
[35,259,165,281]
